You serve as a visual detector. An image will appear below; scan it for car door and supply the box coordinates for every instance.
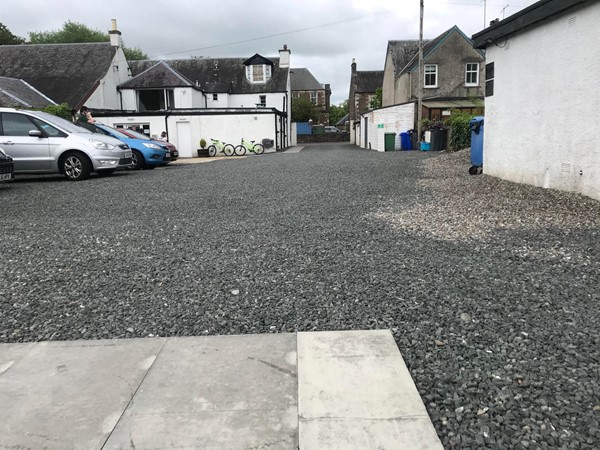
[0,112,50,172]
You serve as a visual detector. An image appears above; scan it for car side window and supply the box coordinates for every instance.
[31,117,66,138]
[1,113,37,137]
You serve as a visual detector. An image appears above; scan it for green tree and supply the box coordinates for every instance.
[291,96,319,122]
[0,22,25,45]
[123,45,148,61]
[28,21,147,60]
[329,100,348,126]
[42,103,73,121]
[369,87,382,110]
[29,21,108,44]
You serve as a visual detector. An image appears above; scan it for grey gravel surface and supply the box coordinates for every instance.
[1,144,599,449]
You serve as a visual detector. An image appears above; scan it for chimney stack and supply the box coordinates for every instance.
[109,19,121,47]
[279,44,291,69]
[351,58,357,74]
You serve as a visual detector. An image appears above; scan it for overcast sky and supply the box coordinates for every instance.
[3,0,538,105]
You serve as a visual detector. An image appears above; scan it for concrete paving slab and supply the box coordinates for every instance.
[297,330,443,450]
[0,342,36,376]
[0,338,165,450]
[104,334,298,450]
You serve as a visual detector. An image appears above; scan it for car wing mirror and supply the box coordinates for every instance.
[29,130,43,138]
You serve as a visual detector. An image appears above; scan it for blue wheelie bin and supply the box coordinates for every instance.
[469,116,484,175]
[400,132,412,150]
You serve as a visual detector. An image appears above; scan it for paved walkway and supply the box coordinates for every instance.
[0,330,442,450]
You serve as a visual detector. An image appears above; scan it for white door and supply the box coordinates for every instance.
[175,122,192,158]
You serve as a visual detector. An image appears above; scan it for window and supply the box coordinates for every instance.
[424,64,438,88]
[1,113,36,136]
[253,65,264,82]
[259,95,266,106]
[292,93,300,99]
[213,93,218,101]
[465,63,479,86]
[310,91,317,104]
[138,89,174,111]
[485,62,495,97]
[245,64,272,84]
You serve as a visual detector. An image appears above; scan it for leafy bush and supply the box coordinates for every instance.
[42,103,73,121]
[445,110,475,151]
[199,138,207,148]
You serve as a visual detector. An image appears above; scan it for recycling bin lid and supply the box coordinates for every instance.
[469,116,484,125]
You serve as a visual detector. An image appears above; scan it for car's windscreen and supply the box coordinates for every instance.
[33,111,92,134]
[97,125,130,139]
[122,129,151,140]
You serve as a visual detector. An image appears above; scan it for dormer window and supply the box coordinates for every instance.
[246,64,272,84]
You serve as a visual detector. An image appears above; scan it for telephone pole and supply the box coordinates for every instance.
[417,0,424,145]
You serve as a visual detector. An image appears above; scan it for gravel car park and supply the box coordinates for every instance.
[0,144,598,449]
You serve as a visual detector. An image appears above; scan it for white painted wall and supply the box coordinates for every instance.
[99,112,279,158]
[484,2,600,201]
[358,103,415,151]
[86,47,131,110]
[228,92,286,109]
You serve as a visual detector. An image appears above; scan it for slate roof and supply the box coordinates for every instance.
[401,26,483,74]
[472,0,590,48]
[127,56,288,94]
[119,61,193,89]
[0,42,117,108]
[290,68,323,91]
[354,71,384,93]
[0,76,56,108]
[386,40,423,76]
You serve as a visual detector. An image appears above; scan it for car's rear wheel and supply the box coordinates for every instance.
[130,150,144,170]
[62,152,91,181]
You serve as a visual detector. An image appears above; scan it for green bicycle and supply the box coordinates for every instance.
[234,138,265,156]
[207,138,234,157]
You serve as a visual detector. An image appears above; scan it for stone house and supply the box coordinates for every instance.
[348,59,384,143]
[382,26,485,122]
[290,68,331,125]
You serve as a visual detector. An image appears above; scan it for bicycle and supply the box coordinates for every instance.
[234,138,265,156]
[207,138,234,157]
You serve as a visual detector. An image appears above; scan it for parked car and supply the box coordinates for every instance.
[0,147,14,183]
[0,108,132,181]
[90,123,171,170]
[118,128,179,161]
[324,126,342,133]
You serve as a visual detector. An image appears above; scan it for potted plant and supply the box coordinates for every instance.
[197,138,207,157]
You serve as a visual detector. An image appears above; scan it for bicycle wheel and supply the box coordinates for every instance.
[207,145,217,157]
[234,145,246,156]
[223,144,234,156]
[253,144,265,155]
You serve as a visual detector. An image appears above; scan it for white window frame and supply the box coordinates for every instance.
[246,64,272,84]
[310,91,317,104]
[424,64,438,88]
[212,93,218,101]
[465,63,479,87]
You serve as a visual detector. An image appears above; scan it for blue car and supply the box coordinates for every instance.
[90,123,170,170]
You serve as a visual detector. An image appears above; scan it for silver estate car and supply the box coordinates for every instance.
[0,108,132,181]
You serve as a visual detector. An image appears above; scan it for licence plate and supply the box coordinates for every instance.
[166,153,171,158]
[124,151,132,158]
[0,173,12,181]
